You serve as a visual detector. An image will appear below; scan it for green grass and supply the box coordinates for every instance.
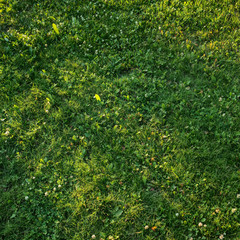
[1,0,240,239]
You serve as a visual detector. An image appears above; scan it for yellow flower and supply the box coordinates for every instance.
[95,94,101,101]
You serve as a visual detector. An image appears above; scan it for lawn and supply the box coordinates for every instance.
[1,0,240,239]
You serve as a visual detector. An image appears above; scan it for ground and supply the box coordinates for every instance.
[1,0,240,239]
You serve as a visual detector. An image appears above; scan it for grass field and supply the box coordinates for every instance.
[1,0,240,239]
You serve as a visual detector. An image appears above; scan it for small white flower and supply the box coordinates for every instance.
[92,235,96,239]
[32,176,35,179]
[237,194,240,199]
[175,213,179,217]
[45,192,48,196]
[198,222,203,227]
[45,110,49,113]
[204,224,207,227]
[25,196,29,200]
[219,97,222,102]
[5,130,10,136]
[53,187,56,191]
[144,225,149,229]
[58,184,62,188]
[219,234,224,239]
[231,208,237,213]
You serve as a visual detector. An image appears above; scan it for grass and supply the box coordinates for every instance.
[1,0,240,239]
